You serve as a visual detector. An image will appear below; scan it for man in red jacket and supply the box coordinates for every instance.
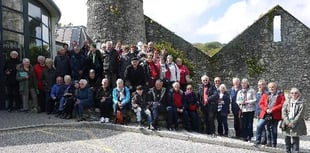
[254,82,285,147]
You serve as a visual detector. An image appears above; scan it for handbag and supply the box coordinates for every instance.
[264,113,273,121]
[115,110,124,124]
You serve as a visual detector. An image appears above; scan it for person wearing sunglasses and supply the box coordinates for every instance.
[281,88,307,153]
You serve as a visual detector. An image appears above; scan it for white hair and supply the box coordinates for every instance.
[22,58,30,64]
[201,75,209,81]
[64,75,71,81]
[10,51,18,56]
[37,55,45,62]
[219,84,227,91]
[172,81,180,87]
[79,79,88,85]
[116,78,124,85]
[232,77,240,83]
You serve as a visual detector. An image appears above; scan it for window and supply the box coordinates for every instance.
[42,25,49,43]
[2,0,23,12]
[42,13,49,26]
[2,7,23,32]
[2,30,24,58]
[28,2,41,19]
[29,17,42,39]
[273,15,281,42]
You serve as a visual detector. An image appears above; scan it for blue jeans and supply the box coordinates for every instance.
[75,100,93,118]
[267,120,278,146]
[242,111,254,140]
[256,118,267,143]
[133,107,152,123]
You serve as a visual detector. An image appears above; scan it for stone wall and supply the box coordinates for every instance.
[210,6,310,118]
[87,0,146,44]
[144,16,211,83]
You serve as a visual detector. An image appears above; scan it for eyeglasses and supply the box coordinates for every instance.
[186,88,192,90]
[202,80,208,82]
[290,92,298,94]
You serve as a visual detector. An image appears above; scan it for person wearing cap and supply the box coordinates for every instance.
[3,50,21,111]
[131,85,152,127]
[124,57,147,92]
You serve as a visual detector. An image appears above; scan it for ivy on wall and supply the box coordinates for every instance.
[245,57,265,77]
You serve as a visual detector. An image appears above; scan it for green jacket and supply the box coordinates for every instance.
[16,64,38,93]
[281,97,307,136]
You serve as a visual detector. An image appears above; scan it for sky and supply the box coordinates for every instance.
[53,0,310,44]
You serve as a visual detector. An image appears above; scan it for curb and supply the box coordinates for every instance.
[0,122,286,153]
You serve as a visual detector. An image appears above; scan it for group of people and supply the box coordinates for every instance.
[3,40,307,153]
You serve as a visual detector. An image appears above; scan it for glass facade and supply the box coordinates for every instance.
[1,0,51,62]
[0,0,60,109]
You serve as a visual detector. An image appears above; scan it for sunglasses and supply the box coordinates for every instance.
[290,92,298,94]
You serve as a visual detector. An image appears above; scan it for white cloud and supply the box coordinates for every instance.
[144,0,221,41]
[54,0,87,26]
[197,0,310,43]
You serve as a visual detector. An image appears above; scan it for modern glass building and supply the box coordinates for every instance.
[0,0,61,109]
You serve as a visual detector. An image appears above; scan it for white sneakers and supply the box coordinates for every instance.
[100,117,105,123]
[100,117,110,123]
[105,118,110,123]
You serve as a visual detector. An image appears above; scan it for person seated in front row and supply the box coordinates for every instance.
[166,82,190,131]
[112,78,130,124]
[57,75,74,117]
[131,85,152,127]
[146,79,168,130]
[96,78,112,123]
[75,79,93,121]
[184,84,200,132]
[49,76,64,114]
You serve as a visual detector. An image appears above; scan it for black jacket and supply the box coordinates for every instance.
[3,58,21,86]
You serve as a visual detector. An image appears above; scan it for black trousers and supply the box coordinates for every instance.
[233,111,243,137]
[99,101,112,118]
[6,85,21,110]
[285,136,300,153]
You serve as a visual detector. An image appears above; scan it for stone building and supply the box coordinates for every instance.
[86,0,146,45]
[209,5,310,118]
[86,0,209,81]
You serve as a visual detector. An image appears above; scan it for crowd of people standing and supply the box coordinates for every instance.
[3,40,307,153]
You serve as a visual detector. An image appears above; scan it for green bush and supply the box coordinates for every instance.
[154,41,195,76]
[29,44,50,65]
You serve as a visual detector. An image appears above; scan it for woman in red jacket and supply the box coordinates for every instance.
[254,82,285,147]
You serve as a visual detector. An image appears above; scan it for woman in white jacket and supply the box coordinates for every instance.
[236,78,256,142]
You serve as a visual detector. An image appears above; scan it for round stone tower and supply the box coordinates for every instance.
[87,0,146,45]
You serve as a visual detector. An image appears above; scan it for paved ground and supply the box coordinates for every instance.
[0,110,309,153]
